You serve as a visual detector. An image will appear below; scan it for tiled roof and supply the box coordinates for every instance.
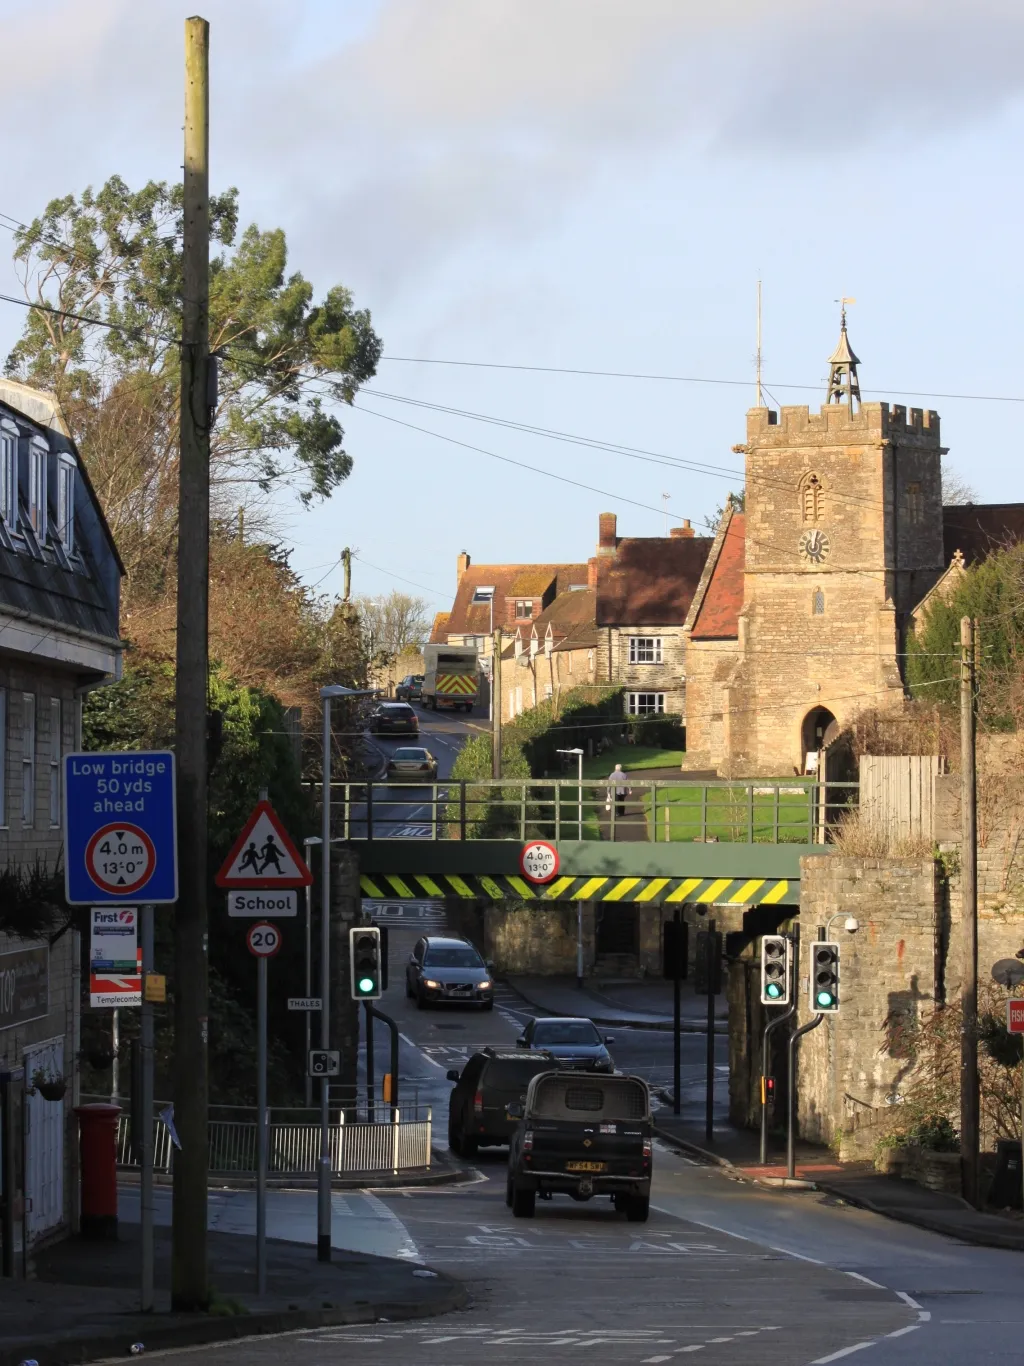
[533,587,598,650]
[690,514,745,640]
[439,562,588,639]
[943,504,1024,566]
[428,611,450,643]
[595,536,712,627]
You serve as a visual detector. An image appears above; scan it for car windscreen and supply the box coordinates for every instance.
[484,1059,555,1091]
[384,705,415,716]
[393,748,427,759]
[423,946,484,968]
[532,1021,600,1046]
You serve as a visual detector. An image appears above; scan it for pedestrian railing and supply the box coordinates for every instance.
[115,1106,433,1177]
[325,778,858,844]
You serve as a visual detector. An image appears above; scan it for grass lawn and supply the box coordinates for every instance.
[579,745,685,779]
[649,781,814,843]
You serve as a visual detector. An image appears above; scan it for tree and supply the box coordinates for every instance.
[943,466,978,506]
[5,177,382,589]
[702,490,744,534]
[356,591,431,671]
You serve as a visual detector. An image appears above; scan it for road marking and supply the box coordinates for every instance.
[809,1345,876,1364]
[767,1244,824,1264]
[845,1271,886,1288]
[399,1033,446,1068]
[885,1325,922,1339]
[895,1291,923,1310]
[360,1190,421,1261]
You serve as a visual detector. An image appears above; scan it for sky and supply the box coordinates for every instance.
[1,0,1023,616]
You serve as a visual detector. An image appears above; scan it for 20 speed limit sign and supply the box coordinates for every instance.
[246,921,282,957]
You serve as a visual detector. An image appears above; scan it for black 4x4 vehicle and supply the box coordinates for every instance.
[447,1047,559,1157]
[507,1071,652,1221]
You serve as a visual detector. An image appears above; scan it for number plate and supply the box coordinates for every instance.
[565,1160,606,1172]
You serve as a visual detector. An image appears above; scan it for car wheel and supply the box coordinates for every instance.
[448,1128,463,1157]
[625,1195,650,1223]
[405,976,414,999]
[482,1000,494,1011]
[506,1177,514,1209]
[512,1183,535,1218]
[416,989,428,1010]
[461,1135,478,1158]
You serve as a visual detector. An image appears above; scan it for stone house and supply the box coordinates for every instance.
[593,512,712,724]
[0,379,123,1265]
[502,583,599,720]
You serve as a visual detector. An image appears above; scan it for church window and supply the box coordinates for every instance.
[801,473,824,523]
[906,482,923,524]
[812,590,825,616]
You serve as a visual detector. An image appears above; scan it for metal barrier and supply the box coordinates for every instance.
[115,1107,432,1177]
[325,778,858,844]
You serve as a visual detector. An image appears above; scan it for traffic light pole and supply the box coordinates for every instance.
[705,918,716,1144]
[673,908,681,1117]
[760,925,798,1165]
[364,1001,375,1121]
[786,1014,824,1178]
[367,1003,399,1109]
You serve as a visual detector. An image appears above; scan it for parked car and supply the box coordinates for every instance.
[385,746,438,781]
[516,1017,615,1072]
[507,1071,652,1221]
[395,674,424,702]
[446,1047,559,1157]
[371,702,419,736]
[406,935,494,1009]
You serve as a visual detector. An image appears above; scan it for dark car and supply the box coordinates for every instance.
[406,935,494,1010]
[446,1047,559,1157]
[385,746,438,781]
[372,702,419,736]
[516,1017,615,1072]
[395,674,424,702]
[507,1071,652,1221]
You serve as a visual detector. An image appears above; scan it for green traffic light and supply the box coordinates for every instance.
[358,976,375,994]
[766,983,782,999]
[816,989,835,1008]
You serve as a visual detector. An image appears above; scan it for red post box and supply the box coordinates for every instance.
[75,1103,121,1240]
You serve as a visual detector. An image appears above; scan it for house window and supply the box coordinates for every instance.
[906,481,923,525]
[472,586,494,604]
[515,600,534,619]
[0,424,16,528]
[812,590,825,616]
[49,698,61,826]
[0,689,6,827]
[801,473,824,523]
[28,440,47,539]
[57,457,75,552]
[627,692,665,715]
[21,692,35,827]
[628,636,663,665]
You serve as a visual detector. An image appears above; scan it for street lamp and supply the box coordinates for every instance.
[316,684,376,1263]
[303,836,320,1109]
[557,747,585,987]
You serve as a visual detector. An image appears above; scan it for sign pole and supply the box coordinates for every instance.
[140,903,154,1313]
[318,701,332,1262]
[256,952,268,1297]
[673,908,682,1117]
[304,880,312,1109]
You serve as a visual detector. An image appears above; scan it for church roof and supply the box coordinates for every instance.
[689,513,745,640]
[943,503,1024,566]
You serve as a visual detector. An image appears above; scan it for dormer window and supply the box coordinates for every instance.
[57,456,75,553]
[0,423,16,528]
[28,439,48,540]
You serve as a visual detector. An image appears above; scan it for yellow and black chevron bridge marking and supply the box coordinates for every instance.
[435,673,477,695]
[359,873,793,906]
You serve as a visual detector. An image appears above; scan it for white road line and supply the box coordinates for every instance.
[767,1244,825,1264]
[400,1032,446,1066]
[809,1345,875,1364]
[885,1325,922,1339]
[895,1291,923,1310]
[845,1271,886,1288]
[361,1190,421,1262]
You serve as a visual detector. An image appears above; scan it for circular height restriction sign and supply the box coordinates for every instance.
[520,840,560,884]
[85,822,157,895]
[246,921,282,958]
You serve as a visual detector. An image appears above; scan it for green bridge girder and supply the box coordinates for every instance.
[356,841,831,908]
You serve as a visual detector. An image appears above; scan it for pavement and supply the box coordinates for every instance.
[653,1111,1024,1252]
[504,972,729,1032]
[4,1220,465,1366]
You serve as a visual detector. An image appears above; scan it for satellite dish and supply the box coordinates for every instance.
[991,958,1024,988]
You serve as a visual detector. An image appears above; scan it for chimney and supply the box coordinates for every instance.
[587,556,598,589]
[669,519,694,539]
[457,550,471,579]
[598,512,617,556]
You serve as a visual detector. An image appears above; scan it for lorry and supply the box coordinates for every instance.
[506,1070,653,1221]
[421,643,480,713]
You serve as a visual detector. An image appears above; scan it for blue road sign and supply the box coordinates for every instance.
[64,751,178,905]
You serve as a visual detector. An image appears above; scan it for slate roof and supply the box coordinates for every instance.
[595,535,712,627]
[690,514,745,640]
[943,504,1024,566]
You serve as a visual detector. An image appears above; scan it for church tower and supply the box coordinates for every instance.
[706,316,946,776]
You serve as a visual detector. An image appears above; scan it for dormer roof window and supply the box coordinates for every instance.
[28,437,48,541]
[0,421,16,529]
[57,455,75,554]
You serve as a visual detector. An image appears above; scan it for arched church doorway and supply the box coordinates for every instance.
[801,706,837,772]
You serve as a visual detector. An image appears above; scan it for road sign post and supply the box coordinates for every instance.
[140,904,154,1313]
[246,921,281,1299]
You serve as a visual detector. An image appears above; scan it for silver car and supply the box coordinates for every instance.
[385,746,439,781]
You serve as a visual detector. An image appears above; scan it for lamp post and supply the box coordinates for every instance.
[316,684,376,1263]
[303,835,320,1110]
[557,747,585,986]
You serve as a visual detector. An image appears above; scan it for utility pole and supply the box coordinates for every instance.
[960,615,980,1206]
[341,546,351,603]
[172,13,211,1310]
[492,627,503,779]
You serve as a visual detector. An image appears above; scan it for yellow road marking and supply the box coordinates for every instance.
[666,877,703,902]
[604,877,642,902]
[572,877,609,900]
[760,880,790,904]
[729,878,766,904]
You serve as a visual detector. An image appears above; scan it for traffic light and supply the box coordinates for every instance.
[809,940,840,1013]
[350,926,382,1000]
[662,918,689,981]
[760,934,791,1005]
[693,929,723,997]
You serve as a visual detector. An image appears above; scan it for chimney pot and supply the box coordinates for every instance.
[669,519,694,539]
[457,551,471,578]
[587,556,598,589]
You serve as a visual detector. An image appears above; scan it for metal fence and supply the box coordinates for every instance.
[325,777,859,844]
[115,1107,432,1177]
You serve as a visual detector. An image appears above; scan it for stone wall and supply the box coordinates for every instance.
[597,626,686,717]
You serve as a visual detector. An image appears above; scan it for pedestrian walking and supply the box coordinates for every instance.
[608,763,631,818]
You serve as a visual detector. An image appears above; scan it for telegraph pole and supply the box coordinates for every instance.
[492,627,503,779]
[960,615,980,1206]
[172,14,211,1309]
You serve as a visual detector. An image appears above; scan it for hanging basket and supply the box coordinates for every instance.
[31,1071,67,1102]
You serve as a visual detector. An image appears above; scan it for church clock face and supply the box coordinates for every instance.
[798,528,831,564]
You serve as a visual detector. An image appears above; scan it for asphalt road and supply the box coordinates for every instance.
[357,701,482,837]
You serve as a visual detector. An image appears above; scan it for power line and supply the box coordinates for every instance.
[350,552,448,602]
[379,355,1024,407]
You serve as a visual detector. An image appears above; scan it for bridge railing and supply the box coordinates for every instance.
[330,778,858,844]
